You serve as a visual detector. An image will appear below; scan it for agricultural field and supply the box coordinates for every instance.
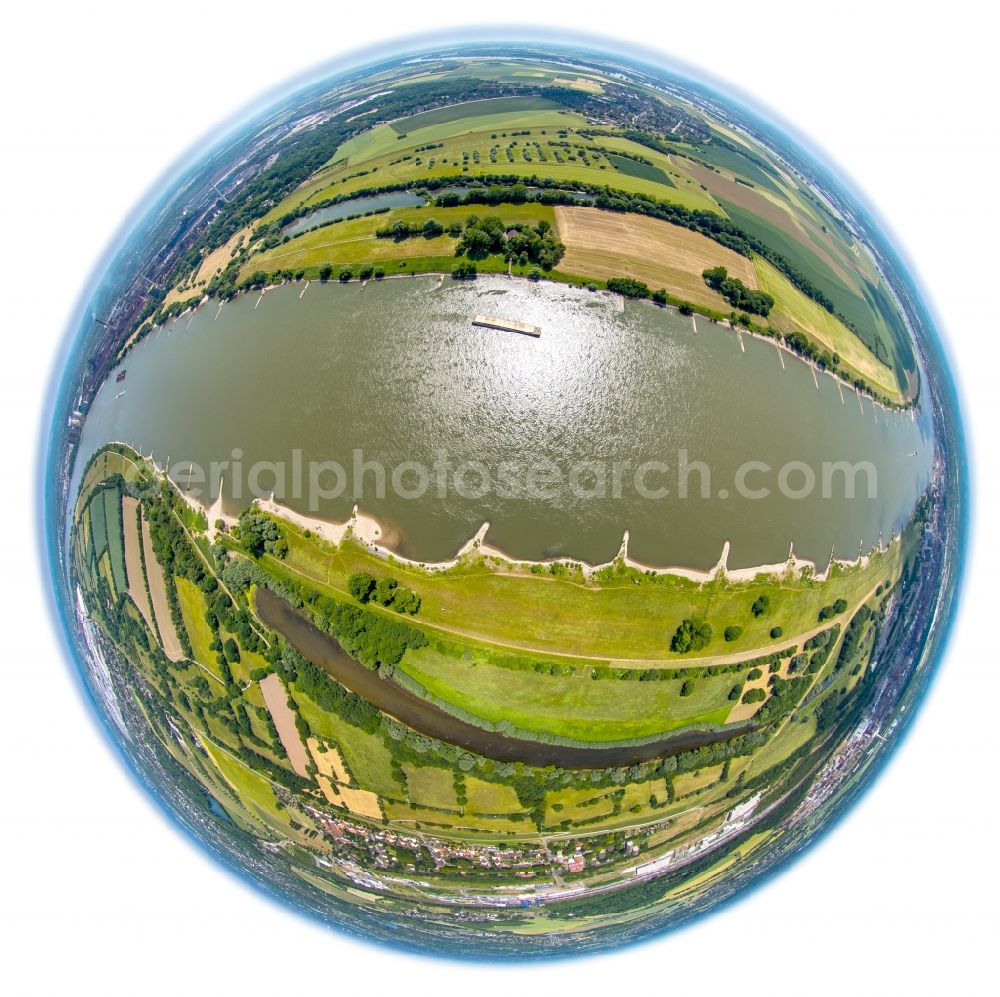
[555,205,757,310]
[121,496,155,634]
[148,79,922,404]
[754,257,900,397]
[140,512,183,661]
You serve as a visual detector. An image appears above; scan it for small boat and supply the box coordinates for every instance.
[115,390,126,400]
[116,370,127,383]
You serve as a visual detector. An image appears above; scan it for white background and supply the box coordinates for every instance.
[1,2,997,993]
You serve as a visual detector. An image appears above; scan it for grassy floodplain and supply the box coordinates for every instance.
[146,82,922,405]
[240,202,554,280]
[270,517,901,664]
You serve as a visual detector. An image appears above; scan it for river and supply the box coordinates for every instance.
[77,275,933,570]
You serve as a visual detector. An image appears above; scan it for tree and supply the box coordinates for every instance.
[451,261,477,279]
[751,595,770,617]
[347,571,376,603]
[338,265,353,282]
[702,265,773,316]
[237,510,284,558]
[373,576,399,606]
[318,263,333,281]
[724,625,743,642]
[607,276,650,298]
[770,626,783,639]
[422,218,444,238]
[680,679,694,696]
[223,638,241,664]
[390,588,422,615]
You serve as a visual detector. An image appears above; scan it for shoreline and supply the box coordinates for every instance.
[130,269,914,412]
[253,491,883,587]
[101,441,893,586]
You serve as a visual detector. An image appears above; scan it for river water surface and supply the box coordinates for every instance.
[78,276,933,570]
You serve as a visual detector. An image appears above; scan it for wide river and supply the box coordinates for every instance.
[78,276,933,570]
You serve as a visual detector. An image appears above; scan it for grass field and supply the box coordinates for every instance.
[334,99,574,164]
[262,111,719,226]
[464,777,523,814]
[387,96,565,135]
[203,740,294,832]
[175,576,215,668]
[273,520,901,664]
[545,785,617,826]
[674,763,724,797]
[404,763,458,809]
[554,206,757,309]
[242,202,554,280]
[603,152,674,187]
[399,643,737,741]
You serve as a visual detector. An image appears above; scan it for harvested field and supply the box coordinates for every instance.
[140,511,183,661]
[260,673,311,778]
[307,737,350,783]
[316,775,382,819]
[554,206,758,308]
[162,225,252,309]
[121,496,155,635]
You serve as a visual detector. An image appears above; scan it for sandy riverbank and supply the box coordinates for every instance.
[250,493,886,587]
